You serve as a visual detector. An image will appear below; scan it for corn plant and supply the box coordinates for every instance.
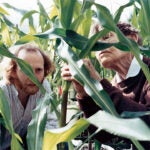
[0,0,150,150]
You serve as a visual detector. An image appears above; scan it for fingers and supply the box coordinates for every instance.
[61,65,73,81]
[83,59,101,81]
[83,58,95,70]
[61,59,101,82]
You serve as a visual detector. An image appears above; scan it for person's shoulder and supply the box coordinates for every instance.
[42,78,51,93]
[0,80,10,95]
[0,80,7,88]
[0,80,13,92]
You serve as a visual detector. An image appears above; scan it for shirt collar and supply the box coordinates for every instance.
[115,55,143,83]
[126,55,143,79]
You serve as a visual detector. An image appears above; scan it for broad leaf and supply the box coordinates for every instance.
[0,6,9,15]
[0,88,23,150]
[121,111,150,118]
[88,110,150,141]
[15,35,37,45]
[0,88,13,131]
[94,3,116,31]
[37,0,51,31]
[1,21,12,46]
[20,10,38,25]
[27,94,51,150]
[59,0,76,28]
[56,40,118,116]
[42,118,89,150]
[114,1,134,23]
[137,0,150,37]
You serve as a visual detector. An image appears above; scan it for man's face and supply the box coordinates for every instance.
[95,32,129,69]
[15,49,44,95]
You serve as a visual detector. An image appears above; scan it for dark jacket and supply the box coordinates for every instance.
[77,57,150,149]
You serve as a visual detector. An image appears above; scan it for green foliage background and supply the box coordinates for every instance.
[0,0,150,150]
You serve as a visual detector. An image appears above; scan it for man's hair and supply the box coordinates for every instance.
[117,22,142,45]
[1,43,55,84]
[90,21,142,45]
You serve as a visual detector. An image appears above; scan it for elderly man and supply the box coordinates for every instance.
[61,23,150,149]
[0,43,58,149]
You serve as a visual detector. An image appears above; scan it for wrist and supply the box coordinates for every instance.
[76,93,89,99]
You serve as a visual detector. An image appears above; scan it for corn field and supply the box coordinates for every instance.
[0,0,150,150]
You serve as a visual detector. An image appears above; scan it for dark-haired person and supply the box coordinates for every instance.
[0,43,58,150]
[61,23,150,149]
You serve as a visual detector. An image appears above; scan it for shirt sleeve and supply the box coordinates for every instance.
[77,78,150,123]
[100,79,149,113]
[76,78,150,144]
[45,109,58,129]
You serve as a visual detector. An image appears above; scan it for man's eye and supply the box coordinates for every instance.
[102,35,110,40]
[36,68,43,73]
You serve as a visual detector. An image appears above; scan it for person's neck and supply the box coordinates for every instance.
[14,81,29,108]
[17,89,29,108]
[113,54,133,80]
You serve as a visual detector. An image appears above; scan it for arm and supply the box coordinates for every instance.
[100,79,149,113]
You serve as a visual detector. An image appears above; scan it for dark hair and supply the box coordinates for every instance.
[117,22,142,45]
[90,21,142,45]
[1,43,55,84]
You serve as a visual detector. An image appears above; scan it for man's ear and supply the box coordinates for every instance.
[11,61,17,78]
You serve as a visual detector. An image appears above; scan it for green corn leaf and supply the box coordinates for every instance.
[56,40,118,116]
[0,6,9,15]
[131,5,140,29]
[11,134,23,150]
[35,28,129,57]
[81,0,93,14]
[94,3,116,31]
[37,0,51,22]
[114,1,134,23]
[137,0,150,36]
[71,0,81,20]
[2,15,16,28]
[27,94,51,150]
[0,42,16,58]
[15,35,37,45]
[88,110,150,141]
[0,88,23,150]
[37,0,51,31]
[70,15,85,31]
[79,28,109,57]
[71,9,92,37]
[0,88,13,131]
[20,10,37,34]
[121,111,150,118]
[20,10,39,25]
[59,0,76,28]
[1,21,12,46]
[43,118,89,150]
[2,3,26,14]
[34,28,88,49]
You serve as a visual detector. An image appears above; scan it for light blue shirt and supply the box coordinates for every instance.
[0,79,58,149]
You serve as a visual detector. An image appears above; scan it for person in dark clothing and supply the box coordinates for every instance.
[61,22,150,149]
